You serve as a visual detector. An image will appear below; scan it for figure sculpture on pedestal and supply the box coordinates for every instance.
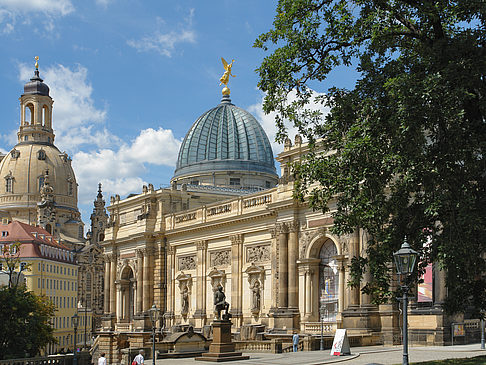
[214,284,231,320]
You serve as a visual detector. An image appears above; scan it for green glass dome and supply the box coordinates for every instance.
[174,95,277,179]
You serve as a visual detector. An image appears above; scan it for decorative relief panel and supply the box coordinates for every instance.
[210,250,231,267]
[246,245,270,263]
[178,255,196,271]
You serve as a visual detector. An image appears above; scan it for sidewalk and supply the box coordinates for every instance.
[153,344,486,365]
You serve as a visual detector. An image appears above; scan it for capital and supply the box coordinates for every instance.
[196,240,208,250]
[230,234,243,246]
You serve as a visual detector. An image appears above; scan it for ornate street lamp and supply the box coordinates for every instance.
[71,313,79,365]
[148,304,160,365]
[393,237,418,365]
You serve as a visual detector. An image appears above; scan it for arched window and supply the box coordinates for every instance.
[319,240,339,322]
[37,149,46,160]
[24,104,34,125]
[42,105,49,127]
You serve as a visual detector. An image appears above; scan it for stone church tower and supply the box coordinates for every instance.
[0,60,84,246]
[77,183,108,333]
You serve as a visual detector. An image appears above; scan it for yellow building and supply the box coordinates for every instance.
[0,220,84,354]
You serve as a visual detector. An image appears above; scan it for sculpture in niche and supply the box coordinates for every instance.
[181,285,189,316]
[250,280,261,314]
[214,284,231,320]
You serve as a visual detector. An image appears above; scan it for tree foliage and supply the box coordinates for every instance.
[0,242,56,359]
[255,0,486,313]
[0,286,56,359]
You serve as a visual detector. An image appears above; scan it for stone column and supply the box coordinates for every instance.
[104,256,110,315]
[116,281,122,321]
[194,240,208,325]
[230,234,243,322]
[288,221,299,308]
[110,253,117,314]
[166,246,175,321]
[136,249,144,314]
[277,223,289,308]
[335,255,346,318]
[305,269,312,317]
[270,227,278,309]
[434,264,447,305]
[360,229,372,306]
[348,229,360,307]
[154,241,166,315]
[143,248,151,311]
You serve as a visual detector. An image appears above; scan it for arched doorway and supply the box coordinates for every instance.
[319,239,339,322]
[120,266,135,322]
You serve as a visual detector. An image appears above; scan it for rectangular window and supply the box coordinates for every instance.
[67,268,70,275]
[38,263,41,271]
[229,178,241,186]
[64,281,66,291]
[5,178,13,193]
[38,278,40,287]
[1,231,7,237]
[42,279,45,288]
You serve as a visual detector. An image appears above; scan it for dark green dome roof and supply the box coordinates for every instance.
[174,95,277,178]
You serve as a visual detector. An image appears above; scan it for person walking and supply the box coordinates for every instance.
[292,332,300,352]
[133,350,144,365]
[98,353,106,365]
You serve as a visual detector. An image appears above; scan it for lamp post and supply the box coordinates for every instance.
[393,237,418,365]
[148,304,160,365]
[71,313,79,365]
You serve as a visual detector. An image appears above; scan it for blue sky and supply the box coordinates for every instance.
[0,0,358,229]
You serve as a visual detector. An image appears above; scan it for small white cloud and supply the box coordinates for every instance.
[247,89,329,155]
[128,8,196,57]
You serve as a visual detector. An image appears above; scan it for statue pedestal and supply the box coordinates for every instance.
[195,320,249,362]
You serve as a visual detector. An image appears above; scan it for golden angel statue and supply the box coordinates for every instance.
[35,56,39,70]
[219,57,236,87]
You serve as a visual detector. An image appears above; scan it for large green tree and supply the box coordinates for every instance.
[0,243,56,359]
[0,286,56,359]
[255,0,486,313]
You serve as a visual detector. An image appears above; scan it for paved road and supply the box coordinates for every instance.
[153,344,486,365]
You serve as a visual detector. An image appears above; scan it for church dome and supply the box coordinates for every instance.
[173,95,277,185]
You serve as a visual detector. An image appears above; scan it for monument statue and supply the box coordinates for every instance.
[214,284,230,320]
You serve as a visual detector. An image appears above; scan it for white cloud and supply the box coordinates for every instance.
[73,127,181,205]
[19,63,108,152]
[248,89,329,155]
[0,0,74,15]
[0,0,73,33]
[127,9,196,57]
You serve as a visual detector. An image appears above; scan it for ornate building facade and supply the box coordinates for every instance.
[98,86,457,364]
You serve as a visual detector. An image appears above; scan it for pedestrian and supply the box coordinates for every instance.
[292,331,299,352]
[132,350,144,365]
[98,353,106,365]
